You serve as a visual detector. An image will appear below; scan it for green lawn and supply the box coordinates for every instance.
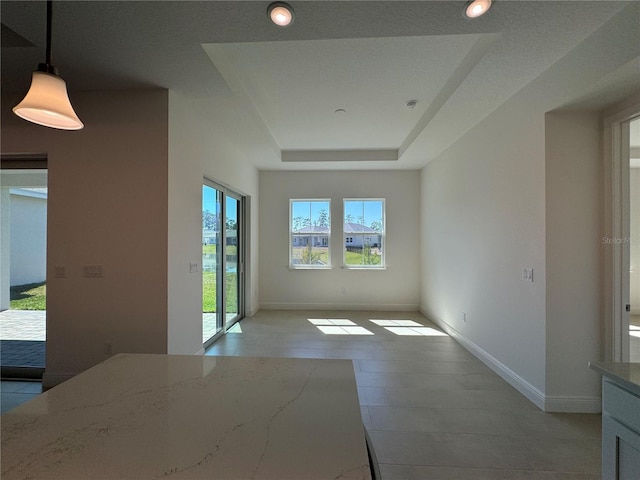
[203,271,237,313]
[291,247,329,265]
[203,244,238,255]
[10,282,46,310]
[345,250,382,266]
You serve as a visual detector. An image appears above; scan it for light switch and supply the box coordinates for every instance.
[522,268,534,282]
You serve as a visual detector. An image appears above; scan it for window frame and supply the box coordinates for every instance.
[343,198,386,269]
[289,198,332,269]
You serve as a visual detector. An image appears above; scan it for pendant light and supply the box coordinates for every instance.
[13,0,84,130]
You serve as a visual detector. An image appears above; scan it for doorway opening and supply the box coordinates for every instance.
[629,116,640,361]
[605,105,640,363]
[0,158,47,378]
[202,179,245,348]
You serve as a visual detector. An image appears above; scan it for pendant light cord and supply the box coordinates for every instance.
[38,0,58,75]
[45,0,52,66]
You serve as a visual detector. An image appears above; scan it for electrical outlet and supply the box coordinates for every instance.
[189,262,198,273]
[460,312,467,323]
[522,268,534,282]
[55,266,66,278]
[104,342,112,355]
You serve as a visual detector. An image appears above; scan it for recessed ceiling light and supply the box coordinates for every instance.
[268,2,294,27]
[335,108,346,115]
[464,0,492,18]
[405,100,417,109]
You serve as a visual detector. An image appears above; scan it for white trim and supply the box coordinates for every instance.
[603,98,640,362]
[544,395,601,414]
[427,316,545,410]
[424,311,602,413]
[260,302,419,311]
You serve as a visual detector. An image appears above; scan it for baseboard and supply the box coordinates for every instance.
[423,312,603,413]
[42,372,75,390]
[544,395,602,413]
[440,322,545,410]
[194,347,205,356]
[259,302,419,311]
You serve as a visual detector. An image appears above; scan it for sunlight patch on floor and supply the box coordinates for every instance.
[370,319,448,336]
[369,319,422,327]
[308,319,374,335]
[309,319,356,326]
[385,326,448,336]
[227,323,242,334]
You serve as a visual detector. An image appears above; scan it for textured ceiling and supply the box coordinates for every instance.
[1,1,639,169]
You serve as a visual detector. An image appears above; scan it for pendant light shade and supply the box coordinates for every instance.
[13,0,83,130]
[13,68,84,130]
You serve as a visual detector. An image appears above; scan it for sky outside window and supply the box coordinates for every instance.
[344,200,383,228]
[291,200,330,228]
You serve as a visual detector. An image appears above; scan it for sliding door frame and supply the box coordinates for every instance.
[203,177,245,349]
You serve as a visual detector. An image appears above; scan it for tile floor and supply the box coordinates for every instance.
[206,310,602,480]
[1,309,602,478]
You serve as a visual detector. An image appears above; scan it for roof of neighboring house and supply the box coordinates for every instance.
[343,223,380,234]
[293,225,329,234]
[9,188,48,200]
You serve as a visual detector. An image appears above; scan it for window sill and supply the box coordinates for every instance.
[288,265,333,270]
[342,266,387,271]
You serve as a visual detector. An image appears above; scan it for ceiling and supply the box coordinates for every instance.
[1,1,639,170]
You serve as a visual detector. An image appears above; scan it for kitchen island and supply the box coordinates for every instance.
[1,354,372,479]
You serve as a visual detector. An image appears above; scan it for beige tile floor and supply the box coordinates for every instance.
[206,310,601,480]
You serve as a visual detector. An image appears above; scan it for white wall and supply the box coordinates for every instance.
[167,91,261,355]
[420,5,638,412]
[631,168,640,313]
[259,170,420,310]
[1,90,169,387]
[545,110,602,412]
[420,94,547,400]
[9,191,47,286]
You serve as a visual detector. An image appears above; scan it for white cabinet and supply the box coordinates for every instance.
[602,379,640,479]
[590,363,640,480]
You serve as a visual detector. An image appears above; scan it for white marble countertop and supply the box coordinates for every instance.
[1,354,371,480]
[589,361,640,396]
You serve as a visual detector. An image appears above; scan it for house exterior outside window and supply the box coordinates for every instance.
[289,199,331,268]
[344,199,385,268]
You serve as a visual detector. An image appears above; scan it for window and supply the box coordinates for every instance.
[290,199,331,268]
[344,199,385,268]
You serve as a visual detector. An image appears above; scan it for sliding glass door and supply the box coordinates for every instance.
[202,180,244,347]
[225,194,241,324]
